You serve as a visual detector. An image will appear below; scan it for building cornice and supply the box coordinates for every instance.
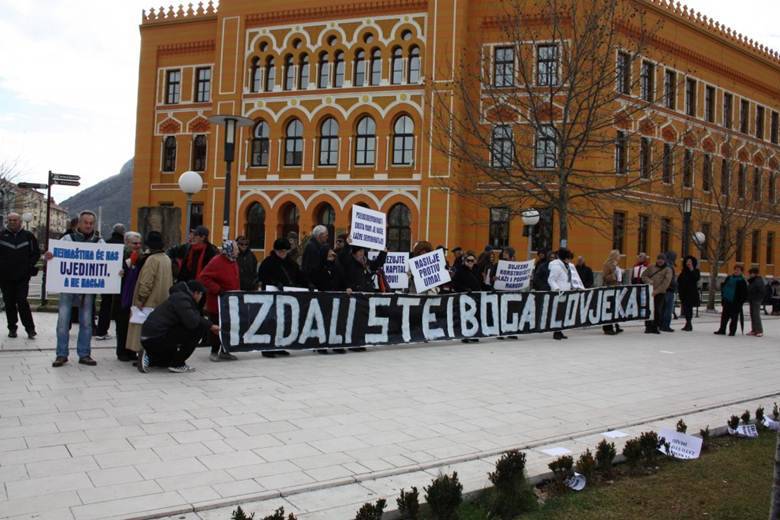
[157,40,216,57]
[245,0,427,27]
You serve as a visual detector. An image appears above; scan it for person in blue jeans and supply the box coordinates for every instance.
[47,210,103,367]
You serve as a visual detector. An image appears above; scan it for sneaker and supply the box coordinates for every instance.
[553,331,568,340]
[8,330,17,338]
[52,356,68,367]
[331,348,347,354]
[78,356,97,366]
[261,351,277,358]
[218,351,238,361]
[756,333,764,337]
[95,334,111,341]
[168,365,195,373]
[137,349,150,373]
[209,352,220,362]
[747,331,757,336]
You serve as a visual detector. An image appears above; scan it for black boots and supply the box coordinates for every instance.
[644,320,660,334]
[682,320,692,331]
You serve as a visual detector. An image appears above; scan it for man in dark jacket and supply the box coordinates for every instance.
[714,265,748,336]
[235,236,258,291]
[168,225,218,282]
[575,256,594,289]
[138,280,218,373]
[531,249,551,291]
[747,267,765,337]
[95,223,125,340]
[258,238,308,289]
[302,225,329,282]
[0,212,41,338]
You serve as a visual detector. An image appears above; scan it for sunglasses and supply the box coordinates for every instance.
[465,258,476,263]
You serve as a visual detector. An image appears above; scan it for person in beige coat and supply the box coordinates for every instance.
[126,232,173,353]
[641,254,673,334]
[602,249,624,335]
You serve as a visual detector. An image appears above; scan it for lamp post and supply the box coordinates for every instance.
[207,114,255,243]
[178,171,203,241]
[682,197,693,258]
[21,212,33,230]
[693,231,706,253]
[522,209,540,260]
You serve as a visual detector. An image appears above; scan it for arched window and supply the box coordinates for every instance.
[245,202,266,249]
[387,203,411,252]
[162,136,176,172]
[370,49,382,85]
[251,121,269,167]
[264,57,276,92]
[355,116,376,166]
[299,54,310,89]
[319,118,339,166]
[392,115,414,165]
[279,203,299,238]
[391,47,404,85]
[284,55,295,90]
[191,135,207,171]
[250,57,261,92]
[285,119,304,166]
[333,51,345,87]
[354,50,366,87]
[318,53,330,88]
[317,203,336,247]
[408,46,421,83]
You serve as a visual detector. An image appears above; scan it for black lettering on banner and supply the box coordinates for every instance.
[219,286,650,352]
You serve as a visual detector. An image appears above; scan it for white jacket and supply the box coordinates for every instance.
[547,259,585,291]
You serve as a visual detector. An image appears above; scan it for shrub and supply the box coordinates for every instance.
[575,449,596,482]
[727,415,740,430]
[638,431,661,466]
[425,472,463,520]
[676,419,687,433]
[260,507,297,520]
[595,439,616,477]
[741,410,751,424]
[232,506,254,520]
[699,425,710,451]
[397,488,420,520]
[354,499,386,520]
[548,455,574,493]
[622,439,642,470]
[487,450,536,519]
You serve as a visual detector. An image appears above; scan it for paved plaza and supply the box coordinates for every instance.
[0,311,778,519]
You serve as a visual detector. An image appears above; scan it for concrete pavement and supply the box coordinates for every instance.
[0,311,778,519]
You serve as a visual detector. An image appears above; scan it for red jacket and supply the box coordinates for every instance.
[197,254,240,315]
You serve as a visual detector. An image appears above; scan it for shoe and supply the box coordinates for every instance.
[26,329,36,339]
[78,356,97,366]
[316,349,329,354]
[209,352,220,362]
[331,348,347,354]
[138,350,150,373]
[261,351,277,358]
[728,332,736,336]
[603,329,617,335]
[756,333,763,337]
[660,327,675,332]
[713,330,726,335]
[95,334,111,341]
[168,365,195,373]
[348,347,367,352]
[276,350,290,357]
[8,330,17,338]
[218,351,238,361]
[52,356,68,367]
[506,335,519,340]
[747,331,756,336]
[614,327,624,334]
[553,331,567,340]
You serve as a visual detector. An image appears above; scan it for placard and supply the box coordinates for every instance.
[382,252,409,289]
[408,249,450,292]
[729,424,759,438]
[350,206,386,250]
[658,428,702,460]
[762,416,780,431]
[493,260,534,291]
[45,239,124,294]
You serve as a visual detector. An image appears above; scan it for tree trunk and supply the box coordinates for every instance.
[558,180,569,249]
[707,261,719,311]
[770,429,780,519]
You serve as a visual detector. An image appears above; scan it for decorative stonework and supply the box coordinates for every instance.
[245,0,427,26]
[189,117,210,132]
[158,40,215,56]
[142,1,216,25]
[159,118,182,134]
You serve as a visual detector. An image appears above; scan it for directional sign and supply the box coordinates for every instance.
[51,180,81,187]
[49,173,80,182]
[17,182,49,190]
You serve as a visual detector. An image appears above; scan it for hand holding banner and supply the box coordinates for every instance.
[493,260,534,291]
[45,239,125,294]
[350,206,386,250]
[408,249,450,292]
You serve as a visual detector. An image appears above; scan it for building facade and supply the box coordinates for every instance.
[132,0,780,273]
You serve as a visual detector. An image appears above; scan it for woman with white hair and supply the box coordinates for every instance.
[114,231,143,361]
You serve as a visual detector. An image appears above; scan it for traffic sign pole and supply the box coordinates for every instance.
[40,171,81,307]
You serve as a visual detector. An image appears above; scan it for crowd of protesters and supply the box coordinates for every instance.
[1,208,774,373]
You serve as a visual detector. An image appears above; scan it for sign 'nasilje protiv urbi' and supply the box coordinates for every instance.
[218,285,650,352]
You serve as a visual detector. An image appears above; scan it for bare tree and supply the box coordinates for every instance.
[431,0,667,247]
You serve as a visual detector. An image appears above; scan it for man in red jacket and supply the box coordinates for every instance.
[198,240,240,362]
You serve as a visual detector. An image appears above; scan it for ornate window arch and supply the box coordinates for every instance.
[355,116,376,166]
[162,136,176,172]
[251,121,270,167]
[387,203,411,252]
[285,119,304,166]
[392,115,414,166]
[264,56,276,92]
[299,54,310,89]
[354,49,366,87]
[278,202,300,238]
[191,135,207,171]
[245,202,266,249]
[370,48,382,85]
[318,52,330,88]
[284,54,295,90]
[319,117,339,166]
[391,47,404,85]
[250,57,261,92]
[408,46,421,83]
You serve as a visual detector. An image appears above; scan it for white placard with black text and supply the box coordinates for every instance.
[407,249,451,292]
[350,206,386,250]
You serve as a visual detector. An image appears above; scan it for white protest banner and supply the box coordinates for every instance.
[350,206,386,250]
[408,249,450,292]
[763,416,780,431]
[493,260,534,291]
[46,239,124,294]
[564,472,586,491]
[658,428,702,460]
[729,424,759,438]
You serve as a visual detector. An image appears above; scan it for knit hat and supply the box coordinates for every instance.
[145,231,164,251]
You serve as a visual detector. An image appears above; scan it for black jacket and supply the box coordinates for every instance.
[107,232,124,245]
[236,249,258,291]
[302,239,326,280]
[576,264,594,289]
[677,257,701,307]
[532,260,551,291]
[168,242,218,282]
[344,251,387,292]
[0,228,40,281]
[452,265,484,292]
[141,282,211,340]
[748,275,766,304]
[258,252,308,289]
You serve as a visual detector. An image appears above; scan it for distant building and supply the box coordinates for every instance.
[0,181,71,240]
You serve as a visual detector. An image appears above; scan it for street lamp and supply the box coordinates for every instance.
[693,231,706,251]
[178,171,203,240]
[21,212,33,230]
[522,209,540,260]
[207,114,255,243]
[682,197,693,258]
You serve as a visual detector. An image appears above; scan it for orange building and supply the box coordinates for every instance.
[132,0,780,273]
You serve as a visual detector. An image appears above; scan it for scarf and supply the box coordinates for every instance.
[185,242,208,276]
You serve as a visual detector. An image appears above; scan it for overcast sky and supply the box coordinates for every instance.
[0,0,778,203]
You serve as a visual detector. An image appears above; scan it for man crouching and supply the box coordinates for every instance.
[138,280,219,373]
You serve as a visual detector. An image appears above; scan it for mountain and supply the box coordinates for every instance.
[60,158,134,239]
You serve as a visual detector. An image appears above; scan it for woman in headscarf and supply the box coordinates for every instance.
[126,231,173,355]
[198,240,240,362]
[601,249,623,335]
